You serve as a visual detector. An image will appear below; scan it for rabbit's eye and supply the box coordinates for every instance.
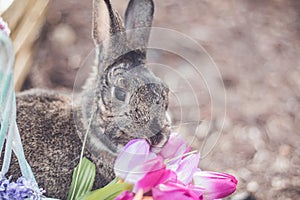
[114,87,126,101]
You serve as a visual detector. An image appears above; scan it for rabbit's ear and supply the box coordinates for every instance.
[125,0,154,56]
[93,0,126,68]
[92,0,124,45]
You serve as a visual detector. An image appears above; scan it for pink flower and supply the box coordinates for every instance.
[136,169,177,193]
[126,156,165,192]
[160,133,200,185]
[114,139,167,192]
[114,134,238,200]
[193,171,238,200]
[159,133,188,160]
[114,139,157,181]
[152,181,204,200]
[173,153,200,185]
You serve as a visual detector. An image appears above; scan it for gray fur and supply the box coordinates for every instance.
[3,0,170,199]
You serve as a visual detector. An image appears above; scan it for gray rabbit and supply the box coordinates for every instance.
[6,0,170,199]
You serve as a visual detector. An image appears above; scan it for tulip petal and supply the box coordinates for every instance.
[188,184,205,199]
[114,139,156,179]
[136,169,177,193]
[135,168,167,193]
[175,153,200,184]
[193,171,237,200]
[152,181,203,200]
[123,139,150,154]
[159,133,188,160]
[125,156,165,192]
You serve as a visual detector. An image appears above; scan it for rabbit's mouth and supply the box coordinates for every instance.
[147,124,171,153]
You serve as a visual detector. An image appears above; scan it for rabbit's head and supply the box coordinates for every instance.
[82,0,170,155]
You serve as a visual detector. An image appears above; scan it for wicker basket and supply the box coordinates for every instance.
[1,0,49,91]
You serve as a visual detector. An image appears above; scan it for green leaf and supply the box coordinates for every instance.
[107,177,120,186]
[78,182,133,200]
[67,157,96,200]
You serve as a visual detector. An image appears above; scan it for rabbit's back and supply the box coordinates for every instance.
[11,89,114,199]
[14,89,81,198]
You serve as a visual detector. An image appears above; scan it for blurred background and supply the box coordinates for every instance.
[2,0,300,199]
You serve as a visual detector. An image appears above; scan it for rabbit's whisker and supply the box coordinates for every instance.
[171,121,203,129]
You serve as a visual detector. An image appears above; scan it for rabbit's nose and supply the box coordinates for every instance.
[148,117,170,152]
[149,130,169,153]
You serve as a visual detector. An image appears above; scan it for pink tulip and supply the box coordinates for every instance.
[193,171,238,200]
[126,156,165,192]
[114,136,238,200]
[114,139,167,192]
[152,181,204,200]
[114,139,156,180]
[174,153,200,184]
[136,169,177,193]
[161,133,200,185]
[159,133,188,161]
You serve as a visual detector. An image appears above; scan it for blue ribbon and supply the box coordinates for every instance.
[0,30,36,183]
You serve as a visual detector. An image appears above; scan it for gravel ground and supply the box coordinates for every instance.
[23,0,300,199]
